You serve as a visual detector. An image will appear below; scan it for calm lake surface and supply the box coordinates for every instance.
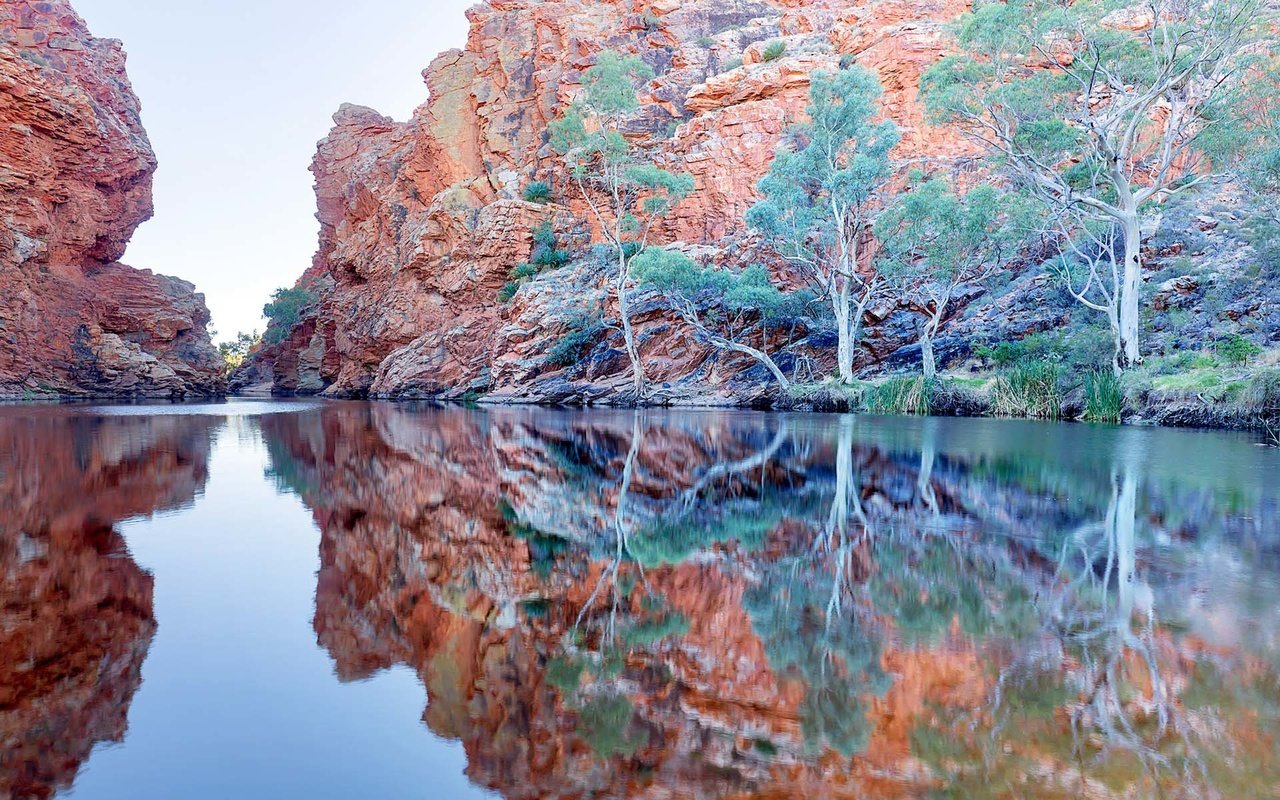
[2,400,1278,799]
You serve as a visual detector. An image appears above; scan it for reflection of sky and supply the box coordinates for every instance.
[69,0,473,343]
[67,418,496,800]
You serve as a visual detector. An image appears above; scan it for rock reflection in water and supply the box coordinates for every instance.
[260,405,1280,800]
[0,411,215,800]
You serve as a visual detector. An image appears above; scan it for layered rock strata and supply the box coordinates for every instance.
[0,0,224,398]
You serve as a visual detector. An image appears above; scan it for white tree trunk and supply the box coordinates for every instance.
[834,277,855,384]
[616,252,647,397]
[1117,210,1143,369]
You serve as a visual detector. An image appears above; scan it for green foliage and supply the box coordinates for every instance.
[1083,369,1124,423]
[497,281,522,303]
[876,176,1022,292]
[575,694,643,758]
[262,287,313,344]
[992,361,1062,419]
[620,612,690,646]
[632,249,807,322]
[522,180,553,204]
[217,331,260,371]
[747,67,899,268]
[546,655,586,692]
[1216,334,1263,366]
[761,40,786,62]
[500,222,572,303]
[545,314,606,368]
[862,376,935,415]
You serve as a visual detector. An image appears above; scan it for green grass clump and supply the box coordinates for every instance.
[862,376,934,416]
[1082,369,1124,423]
[761,41,787,62]
[992,361,1062,419]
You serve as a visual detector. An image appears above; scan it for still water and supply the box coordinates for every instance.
[1,400,1278,799]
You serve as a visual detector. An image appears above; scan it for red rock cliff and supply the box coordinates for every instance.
[235,0,973,401]
[0,0,224,398]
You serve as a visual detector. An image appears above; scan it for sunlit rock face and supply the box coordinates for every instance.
[236,0,975,401]
[262,405,1280,799]
[0,1,224,398]
[0,412,215,799]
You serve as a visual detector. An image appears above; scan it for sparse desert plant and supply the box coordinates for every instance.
[762,40,786,62]
[523,180,553,204]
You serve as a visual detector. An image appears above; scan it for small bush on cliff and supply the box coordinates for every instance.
[262,287,313,344]
[546,314,606,368]
[500,223,573,303]
[523,180,553,204]
[761,41,787,62]
[1216,334,1262,366]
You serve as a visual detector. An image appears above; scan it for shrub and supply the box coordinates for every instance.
[1082,369,1124,423]
[762,41,787,62]
[522,180,553,204]
[992,361,1062,419]
[862,376,934,416]
[1216,334,1262,366]
[546,315,605,368]
[262,287,313,344]
[497,281,521,303]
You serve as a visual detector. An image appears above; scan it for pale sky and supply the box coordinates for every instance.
[73,1,473,342]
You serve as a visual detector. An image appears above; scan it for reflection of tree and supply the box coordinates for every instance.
[916,442,1280,799]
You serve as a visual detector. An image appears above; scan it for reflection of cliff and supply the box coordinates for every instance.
[0,412,215,800]
[262,405,1280,800]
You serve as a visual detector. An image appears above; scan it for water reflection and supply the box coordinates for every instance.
[260,406,1279,799]
[0,412,215,799]
[1,403,1278,799]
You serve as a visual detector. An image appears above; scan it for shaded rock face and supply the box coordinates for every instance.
[0,409,215,799]
[0,1,224,398]
[260,404,1280,799]
[237,0,974,401]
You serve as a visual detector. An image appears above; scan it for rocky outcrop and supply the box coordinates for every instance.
[235,0,978,401]
[0,0,224,398]
[0,409,216,798]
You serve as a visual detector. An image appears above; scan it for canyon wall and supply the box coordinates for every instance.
[235,0,984,402]
[0,0,224,398]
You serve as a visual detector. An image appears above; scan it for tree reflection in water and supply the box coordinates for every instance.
[253,406,1280,799]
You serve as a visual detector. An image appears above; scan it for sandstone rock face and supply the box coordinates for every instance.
[236,0,976,401]
[0,0,224,398]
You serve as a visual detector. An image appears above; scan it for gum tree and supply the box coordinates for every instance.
[549,51,695,398]
[876,177,1021,380]
[632,248,807,392]
[922,0,1265,368]
[747,66,900,385]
